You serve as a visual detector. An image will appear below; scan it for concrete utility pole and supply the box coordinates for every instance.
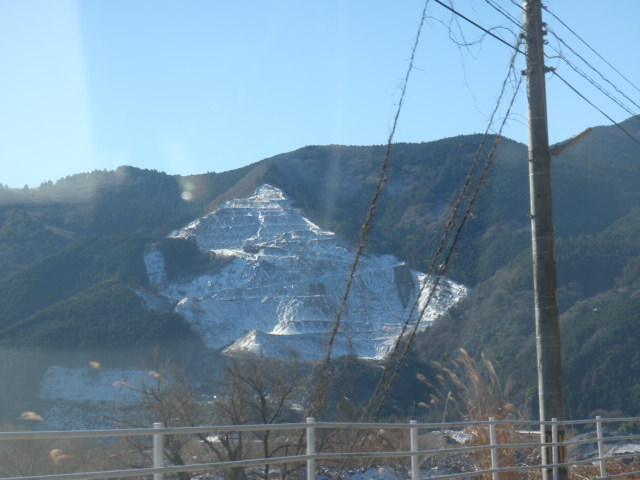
[522,1,567,479]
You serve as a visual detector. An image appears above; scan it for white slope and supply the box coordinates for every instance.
[142,185,467,360]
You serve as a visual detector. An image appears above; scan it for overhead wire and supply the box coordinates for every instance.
[483,0,523,30]
[445,0,478,49]
[552,71,640,148]
[546,28,640,113]
[541,3,640,96]
[310,0,640,429]
[548,44,639,120]
[432,0,524,54]
[362,34,524,423]
[329,4,640,459]
[534,8,640,145]
[359,0,640,424]
[443,0,640,146]
[306,0,431,420]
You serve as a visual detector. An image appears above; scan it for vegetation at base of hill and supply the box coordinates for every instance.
[563,292,640,417]
[309,353,435,421]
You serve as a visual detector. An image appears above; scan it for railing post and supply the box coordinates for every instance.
[596,415,607,478]
[153,422,165,480]
[306,417,316,480]
[489,417,499,480]
[551,418,558,480]
[410,420,419,480]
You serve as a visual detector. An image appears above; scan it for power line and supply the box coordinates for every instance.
[542,4,640,96]
[346,0,640,432]
[311,0,640,426]
[374,64,523,424]
[362,35,524,423]
[436,0,640,149]
[307,0,431,419]
[483,0,523,30]
[550,46,639,120]
[552,71,640,148]
[508,0,523,11]
[545,28,640,115]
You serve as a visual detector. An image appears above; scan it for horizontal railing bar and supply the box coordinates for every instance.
[3,418,640,480]
[0,451,552,480]
[6,416,638,442]
[601,469,640,480]
[0,423,306,441]
[3,424,637,444]
[1,454,312,480]
[541,416,640,426]
[10,445,640,480]
[0,434,632,455]
[0,449,540,480]
[0,419,548,441]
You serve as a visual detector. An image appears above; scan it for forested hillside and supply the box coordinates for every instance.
[0,118,639,422]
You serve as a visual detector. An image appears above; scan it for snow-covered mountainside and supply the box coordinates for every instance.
[141,185,467,360]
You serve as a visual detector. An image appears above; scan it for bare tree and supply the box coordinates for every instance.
[215,355,306,479]
[113,354,307,480]
[111,367,204,480]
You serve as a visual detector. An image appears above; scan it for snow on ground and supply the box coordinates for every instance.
[39,365,159,429]
[40,365,151,404]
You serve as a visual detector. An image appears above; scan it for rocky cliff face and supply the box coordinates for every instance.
[141,185,467,360]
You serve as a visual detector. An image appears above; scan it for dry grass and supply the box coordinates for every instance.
[418,348,534,480]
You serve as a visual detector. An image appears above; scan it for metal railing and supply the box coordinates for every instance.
[1,416,640,480]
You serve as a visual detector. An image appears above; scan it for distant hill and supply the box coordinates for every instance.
[0,117,639,421]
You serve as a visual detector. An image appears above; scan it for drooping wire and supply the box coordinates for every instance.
[513,0,640,103]
[361,35,524,423]
[432,0,524,54]
[437,0,640,146]
[442,0,513,52]
[306,0,431,419]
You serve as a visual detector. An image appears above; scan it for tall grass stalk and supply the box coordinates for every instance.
[418,348,536,480]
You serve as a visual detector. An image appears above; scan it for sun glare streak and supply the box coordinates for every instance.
[0,0,97,188]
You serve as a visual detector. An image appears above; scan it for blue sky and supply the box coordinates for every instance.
[1,1,639,188]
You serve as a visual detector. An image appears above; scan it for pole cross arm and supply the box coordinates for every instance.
[550,128,592,156]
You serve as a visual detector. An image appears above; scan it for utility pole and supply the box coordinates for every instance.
[522,1,567,480]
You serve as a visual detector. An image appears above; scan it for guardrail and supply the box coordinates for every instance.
[1,416,640,480]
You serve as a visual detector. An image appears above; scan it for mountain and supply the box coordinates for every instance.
[140,184,466,360]
[0,119,640,422]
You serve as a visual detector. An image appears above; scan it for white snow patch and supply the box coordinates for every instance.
[608,443,640,456]
[40,365,151,404]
